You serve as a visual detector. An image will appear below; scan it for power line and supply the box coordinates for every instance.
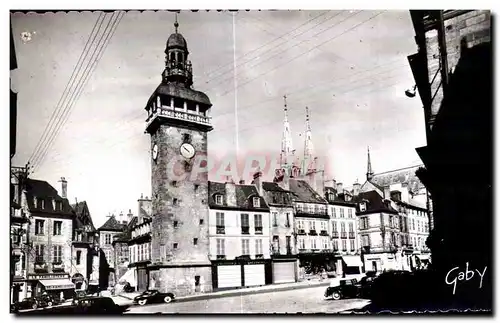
[32,12,124,172]
[218,11,386,98]
[30,12,116,169]
[203,11,333,85]
[28,13,105,167]
[205,11,351,92]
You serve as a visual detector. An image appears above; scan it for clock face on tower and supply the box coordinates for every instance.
[152,144,159,161]
[180,143,195,159]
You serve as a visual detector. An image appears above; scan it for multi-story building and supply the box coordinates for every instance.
[253,171,298,284]
[23,177,76,300]
[97,214,128,287]
[70,199,97,291]
[208,181,271,290]
[10,167,29,304]
[408,10,492,308]
[111,210,135,284]
[127,217,151,292]
[324,182,363,277]
[355,188,406,273]
[286,178,333,278]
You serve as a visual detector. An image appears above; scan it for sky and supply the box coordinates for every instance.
[10,10,426,227]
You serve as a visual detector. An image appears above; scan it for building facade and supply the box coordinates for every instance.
[208,181,272,290]
[70,200,97,291]
[253,173,298,284]
[10,167,30,304]
[324,183,363,277]
[97,215,127,287]
[23,178,76,301]
[408,10,492,308]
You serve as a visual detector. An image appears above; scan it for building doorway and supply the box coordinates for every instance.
[372,261,378,272]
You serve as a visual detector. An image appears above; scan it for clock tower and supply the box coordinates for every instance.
[144,17,213,296]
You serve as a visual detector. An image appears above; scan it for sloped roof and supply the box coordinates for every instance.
[98,215,126,232]
[324,186,357,206]
[71,201,96,231]
[24,178,74,215]
[261,181,294,206]
[356,190,398,215]
[288,179,327,204]
[359,180,384,196]
[370,165,425,194]
[113,216,138,243]
[208,181,269,211]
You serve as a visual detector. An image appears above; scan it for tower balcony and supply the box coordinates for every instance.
[145,105,213,133]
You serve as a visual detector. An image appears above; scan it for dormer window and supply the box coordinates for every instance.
[252,197,260,208]
[360,202,367,212]
[328,193,334,201]
[39,199,45,209]
[215,195,223,205]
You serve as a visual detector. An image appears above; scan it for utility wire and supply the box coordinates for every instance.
[28,13,105,167]
[203,11,336,85]
[218,11,385,98]
[32,12,124,172]
[205,11,351,92]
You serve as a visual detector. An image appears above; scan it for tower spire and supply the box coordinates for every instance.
[280,95,294,170]
[303,106,315,175]
[366,146,374,181]
[174,12,179,33]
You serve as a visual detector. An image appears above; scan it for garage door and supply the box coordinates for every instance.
[272,262,296,284]
[244,264,265,287]
[217,265,242,288]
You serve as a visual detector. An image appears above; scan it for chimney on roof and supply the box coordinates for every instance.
[252,168,263,196]
[353,182,361,197]
[383,186,391,199]
[127,209,133,224]
[58,177,67,199]
[336,182,343,197]
[119,211,126,225]
[225,182,237,207]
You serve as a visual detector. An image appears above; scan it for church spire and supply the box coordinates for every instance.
[303,106,315,175]
[280,95,294,169]
[366,146,374,181]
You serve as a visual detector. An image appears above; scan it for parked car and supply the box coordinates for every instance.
[11,296,49,312]
[324,278,360,300]
[38,294,59,306]
[133,290,176,306]
[72,296,129,314]
[357,274,378,298]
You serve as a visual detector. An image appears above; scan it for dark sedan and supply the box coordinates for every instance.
[133,290,176,306]
[11,296,50,312]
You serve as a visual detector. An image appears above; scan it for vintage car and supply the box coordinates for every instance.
[133,290,176,306]
[324,278,360,300]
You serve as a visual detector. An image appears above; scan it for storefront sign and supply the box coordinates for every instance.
[28,273,69,280]
[45,284,74,291]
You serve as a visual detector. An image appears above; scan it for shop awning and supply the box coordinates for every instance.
[342,255,363,267]
[40,279,75,290]
[118,268,136,287]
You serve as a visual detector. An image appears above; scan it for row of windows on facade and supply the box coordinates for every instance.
[215,238,265,257]
[214,195,261,208]
[397,205,427,217]
[33,245,83,265]
[33,197,63,211]
[129,243,151,264]
[360,233,427,250]
[34,219,63,236]
[296,237,357,251]
[215,212,264,234]
[358,215,429,233]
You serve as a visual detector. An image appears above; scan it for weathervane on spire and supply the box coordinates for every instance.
[283,95,288,110]
[174,12,179,33]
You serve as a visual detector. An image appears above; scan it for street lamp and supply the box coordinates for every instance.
[405,85,417,98]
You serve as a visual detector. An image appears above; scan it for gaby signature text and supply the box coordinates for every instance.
[445,262,487,295]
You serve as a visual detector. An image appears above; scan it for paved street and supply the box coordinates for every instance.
[126,286,370,314]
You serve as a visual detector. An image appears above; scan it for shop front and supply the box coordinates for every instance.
[29,273,75,301]
[341,255,364,278]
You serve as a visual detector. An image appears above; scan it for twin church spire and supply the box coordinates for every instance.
[278,96,316,178]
